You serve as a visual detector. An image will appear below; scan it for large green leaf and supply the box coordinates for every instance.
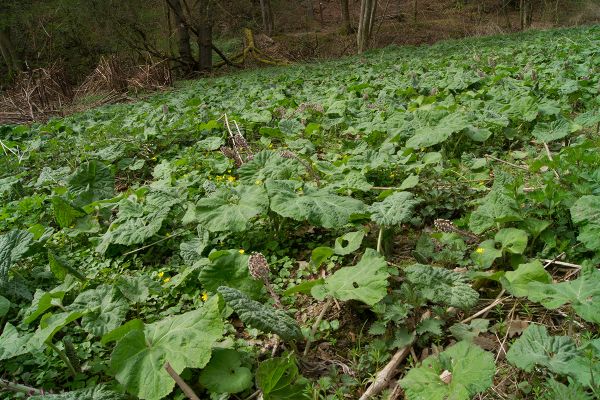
[495,228,528,254]
[29,385,128,400]
[267,180,366,229]
[68,160,114,206]
[51,196,85,228]
[501,261,552,297]
[531,118,580,142]
[218,286,303,341]
[186,185,267,232]
[506,324,580,377]
[96,189,181,253]
[199,250,263,298]
[198,349,253,394]
[334,230,365,255]
[400,341,495,400]
[256,354,310,400]
[0,229,33,282]
[404,264,479,309]
[368,191,417,226]
[68,285,129,337]
[311,249,389,306]
[0,323,32,360]
[406,114,470,149]
[110,296,223,400]
[525,265,600,323]
[238,150,302,183]
[28,311,84,349]
[469,188,521,234]
[570,195,600,251]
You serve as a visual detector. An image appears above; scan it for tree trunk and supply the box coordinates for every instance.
[0,28,20,74]
[260,0,274,35]
[340,0,351,33]
[413,0,418,22]
[165,0,195,73]
[197,0,213,72]
[357,0,377,53]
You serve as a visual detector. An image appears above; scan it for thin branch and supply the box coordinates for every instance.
[164,362,200,400]
[461,290,506,323]
[0,379,44,395]
[358,341,415,399]
[122,230,184,256]
[303,297,333,356]
[485,154,529,171]
[541,259,581,269]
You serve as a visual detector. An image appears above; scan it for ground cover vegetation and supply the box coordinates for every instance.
[1,24,600,399]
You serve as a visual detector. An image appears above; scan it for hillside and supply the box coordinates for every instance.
[1,25,600,399]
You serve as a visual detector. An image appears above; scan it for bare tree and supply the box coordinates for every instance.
[260,0,274,35]
[166,0,195,73]
[340,0,352,33]
[357,0,378,53]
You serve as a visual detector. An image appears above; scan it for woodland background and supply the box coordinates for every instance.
[1,0,599,123]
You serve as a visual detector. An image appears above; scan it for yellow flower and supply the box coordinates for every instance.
[163,277,171,283]
[475,247,485,254]
[239,249,245,254]
[201,292,208,302]
[227,176,236,182]
[157,271,164,278]
[215,175,223,181]
[255,179,263,185]
[268,143,273,149]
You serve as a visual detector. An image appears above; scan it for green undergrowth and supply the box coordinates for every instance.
[1,25,600,399]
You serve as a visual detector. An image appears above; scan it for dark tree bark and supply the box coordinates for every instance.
[340,0,351,33]
[357,0,377,53]
[0,28,20,74]
[260,0,274,35]
[165,0,195,73]
[196,0,213,72]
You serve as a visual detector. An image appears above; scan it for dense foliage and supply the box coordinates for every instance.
[1,25,600,399]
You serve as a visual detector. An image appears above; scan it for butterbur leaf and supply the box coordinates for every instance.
[0,295,9,317]
[198,349,253,394]
[29,385,128,400]
[495,228,528,254]
[542,379,592,400]
[406,114,470,149]
[69,285,129,337]
[187,185,267,232]
[256,354,309,399]
[0,229,33,282]
[48,251,86,281]
[199,250,263,299]
[469,189,521,234]
[471,240,502,269]
[0,323,32,360]
[531,118,580,142]
[51,196,85,228]
[571,195,600,251]
[238,150,302,183]
[334,230,365,255]
[525,265,600,323]
[67,160,114,206]
[101,319,144,345]
[28,311,84,349]
[501,261,552,297]
[310,246,334,268]
[506,325,579,377]
[110,297,223,400]
[218,286,303,341]
[449,319,489,341]
[400,341,495,400]
[311,249,389,306]
[369,191,417,226]
[115,275,160,304]
[23,290,66,324]
[267,180,366,229]
[405,264,479,309]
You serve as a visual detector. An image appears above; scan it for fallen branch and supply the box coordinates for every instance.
[541,259,581,269]
[485,154,529,171]
[303,297,333,356]
[0,378,44,395]
[358,341,415,399]
[461,289,506,324]
[164,362,200,400]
